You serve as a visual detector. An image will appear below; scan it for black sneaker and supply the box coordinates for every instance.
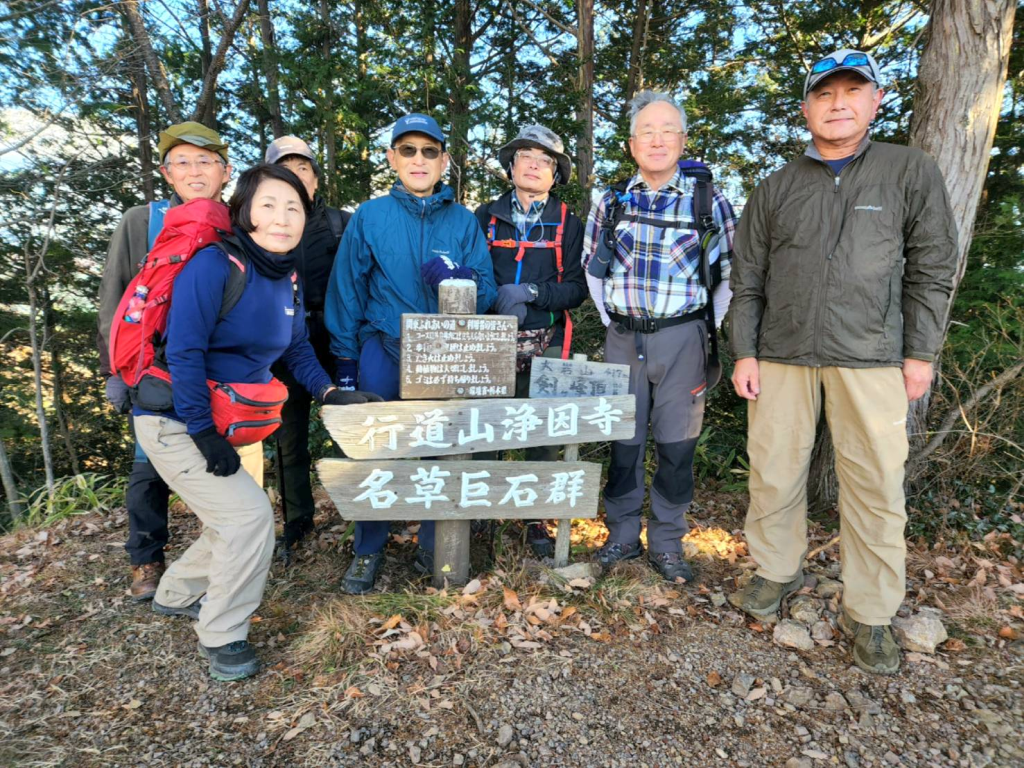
[276,516,314,551]
[648,552,694,583]
[412,547,434,575]
[198,640,259,682]
[152,599,201,620]
[341,552,384,594]
[596,541,644,569]
[526,523,555,559]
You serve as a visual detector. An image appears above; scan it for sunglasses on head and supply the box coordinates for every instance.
[395,143,442,160]
[810,51,873,75]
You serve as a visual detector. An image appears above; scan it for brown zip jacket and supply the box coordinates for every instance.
[729,138,957,368]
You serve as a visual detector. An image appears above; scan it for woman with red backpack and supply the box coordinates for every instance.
[132,164,380,681]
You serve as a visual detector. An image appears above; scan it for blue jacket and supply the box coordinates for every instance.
[138,244,332,434]
[325,183,498,359]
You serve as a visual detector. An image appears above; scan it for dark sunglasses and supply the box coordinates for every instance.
[395,144,442,160]
[810,51,872,75]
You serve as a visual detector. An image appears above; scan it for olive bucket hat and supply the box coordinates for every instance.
[157,121,229,164]
[498,124,572,184]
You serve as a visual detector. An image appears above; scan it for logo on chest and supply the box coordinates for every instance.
[284,306,295,317]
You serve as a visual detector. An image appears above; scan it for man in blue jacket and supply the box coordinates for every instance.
[325,113,498,594]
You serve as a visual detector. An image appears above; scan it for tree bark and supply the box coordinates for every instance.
[575,0,595,217]
[123,0,182,124]
[196,0,216,126]
[189,0,253,125]
[257,0,285,138]
[623,0,649,107]
[351,0,372,201]
[906,0,1016,456]
[23,249,55,497]
[43,295,79,476]
[120,6,156,200]
[321,0,338,203]
[447,0,473,203]
[0,437,22,522]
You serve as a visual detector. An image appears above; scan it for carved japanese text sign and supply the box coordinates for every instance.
[529,357,631,399]
[317,460,601,521]
[400,314,517,399]
[322,395,635,459]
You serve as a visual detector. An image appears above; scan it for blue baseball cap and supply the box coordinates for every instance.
[391,113,446,148]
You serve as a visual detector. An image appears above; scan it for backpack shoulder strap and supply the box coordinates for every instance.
[325,206,346,245]
[210,242,250,319]
[147,200,170,250]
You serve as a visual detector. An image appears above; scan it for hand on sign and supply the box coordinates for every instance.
[334,358,358,391]
[323,388,384,406]
[421,255,473,287]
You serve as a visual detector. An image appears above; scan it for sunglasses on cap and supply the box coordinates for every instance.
[395,143,442,160]
[810,51,874,76]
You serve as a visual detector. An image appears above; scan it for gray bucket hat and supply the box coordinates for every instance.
[498,124,572,184]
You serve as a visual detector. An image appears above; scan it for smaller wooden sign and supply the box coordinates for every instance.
[400,313,518,400]
[529,357,631,399]
[318,459,601,521]
[323,395,635,459]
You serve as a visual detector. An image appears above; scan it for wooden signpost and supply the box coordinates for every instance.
[321,395,635,459]
[400,311,517,400]
[316,460,601,521]
[319,280,638,587]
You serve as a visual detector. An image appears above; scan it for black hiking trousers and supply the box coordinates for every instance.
[125,414,171,565]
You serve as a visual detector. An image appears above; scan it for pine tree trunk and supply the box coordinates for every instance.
[575,0,595,217]
[447,0,473,203]
[23,254,55,498]
[0,438,22,522]
[123,0,181,124]
[43,295,80,476]
[121,7,155,201]
[257,0,286,138]
[321,0,340,203]
[904,0,1017,467]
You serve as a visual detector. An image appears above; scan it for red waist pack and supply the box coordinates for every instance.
[207,379,289,446]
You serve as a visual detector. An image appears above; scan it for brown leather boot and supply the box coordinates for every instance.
[130,562,165,601]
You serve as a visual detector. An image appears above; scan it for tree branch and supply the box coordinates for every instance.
[189,0,253,124]
[122,0,182,123]
[518,0,575,37]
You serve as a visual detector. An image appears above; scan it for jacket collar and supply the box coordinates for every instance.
[390,181,455,216]
[488,189,562,225]
[804,134,872,164]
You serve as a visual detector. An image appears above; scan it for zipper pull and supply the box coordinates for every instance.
[834,176,841,191]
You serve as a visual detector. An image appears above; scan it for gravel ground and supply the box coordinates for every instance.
[1,502,1021,768]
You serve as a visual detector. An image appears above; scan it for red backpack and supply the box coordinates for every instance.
[108,198,289,446]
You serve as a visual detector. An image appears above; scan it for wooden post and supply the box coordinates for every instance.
[432,279,476,588]
[553,353,588,568]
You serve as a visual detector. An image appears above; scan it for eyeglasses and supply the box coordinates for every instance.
[810,51,874,76]
[632,128,685,144]
[514,150,557,170]
[165,157,226,172]
[395,144,442,160]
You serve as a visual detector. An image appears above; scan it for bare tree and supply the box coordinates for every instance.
[0,438,23,522]
[257,0,286,138]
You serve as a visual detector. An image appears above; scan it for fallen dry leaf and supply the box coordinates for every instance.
[462,579,482,596]
[502,587,522,612]
[706,671,722,688]
[998,626,1018,640]
[343,686,364,699]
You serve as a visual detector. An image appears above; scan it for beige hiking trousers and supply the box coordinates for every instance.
[745,361,909,625]
[135,416,271,646]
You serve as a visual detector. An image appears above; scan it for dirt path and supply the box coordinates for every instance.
[1,502,1021,767]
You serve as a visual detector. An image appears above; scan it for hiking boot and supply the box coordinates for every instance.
[341,552,384,594]
[728,573,804,619]
[152,599,201,621]
[130,562,165,601]
[526,523,555,559]
[838,609,900,675]
[648,552,694,583]
[198,640,259,682]
[412,547,434,576]
[279,516,314,549]
[595,541,643,569]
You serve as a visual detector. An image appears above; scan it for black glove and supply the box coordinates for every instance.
[322,388,385,405]
[105,375,132,414]
[191,427,241,477]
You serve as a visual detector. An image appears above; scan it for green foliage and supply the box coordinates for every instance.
[21,473,125,529]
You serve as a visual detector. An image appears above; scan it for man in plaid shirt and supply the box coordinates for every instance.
[583,90,738,582]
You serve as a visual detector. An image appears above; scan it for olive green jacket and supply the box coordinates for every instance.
[729,138,957,368]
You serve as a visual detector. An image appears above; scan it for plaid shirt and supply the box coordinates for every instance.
[583,167,737,319]
[511,193,548,239]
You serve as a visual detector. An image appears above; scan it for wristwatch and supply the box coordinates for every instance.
[525,283,539,302]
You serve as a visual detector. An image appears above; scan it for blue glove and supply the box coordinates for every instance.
[421,255,473,287]
[334,358,358,391]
